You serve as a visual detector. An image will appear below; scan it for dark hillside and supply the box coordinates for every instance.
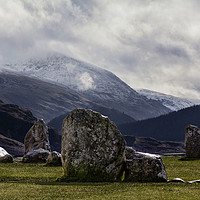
[0,101,37,142]
[0,100,61,153]
[118,105,200,141]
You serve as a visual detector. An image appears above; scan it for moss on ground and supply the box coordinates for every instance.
[0,157,200,200]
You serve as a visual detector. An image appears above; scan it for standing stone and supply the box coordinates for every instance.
[0,147,13,163]
[124,147,167,182]
[61,109,126,182]
[22,119,51,163]
[185,125,200,158]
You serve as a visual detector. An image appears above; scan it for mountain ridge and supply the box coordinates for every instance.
[118,105,200,142]
[137,89,200,111]
[1,54,171,120]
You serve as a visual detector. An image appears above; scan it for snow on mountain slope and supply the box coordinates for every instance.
[2,54,171,120]
[3,55,137,101]
[137,89,200,111]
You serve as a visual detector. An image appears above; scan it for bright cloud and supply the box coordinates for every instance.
[0,0,200,98]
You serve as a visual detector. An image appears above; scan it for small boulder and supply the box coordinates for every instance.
[168,178,185,183]
[46,151,62,166]
[61,109,126,182]
[23,119,51,163]
[185,125,200,158]
[0,147,13,163]
[124,147,167,182]
[22,148,50,163]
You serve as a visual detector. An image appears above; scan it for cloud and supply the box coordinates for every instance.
[76,72,96,91]
[0,0,200,98]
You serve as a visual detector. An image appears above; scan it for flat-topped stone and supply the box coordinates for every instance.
[124,147,167,182]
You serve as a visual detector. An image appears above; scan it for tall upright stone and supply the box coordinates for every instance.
[22,119,51,163]
[185,125,200,158]
[61,109,126,182]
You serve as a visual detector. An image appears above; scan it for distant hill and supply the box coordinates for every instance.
[118,105,200,142]
[0,73,136,126]
[1,54,171,120]
[0,100,61,153]
[124,135,185,154]
[137,89,199,111]
[48,105,136,132]
[0,100,37,142]
[0,73,92,122]
[0,134,24,157]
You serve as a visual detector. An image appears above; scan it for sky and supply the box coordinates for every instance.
[1,0,200,99]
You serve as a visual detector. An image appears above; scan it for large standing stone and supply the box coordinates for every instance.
[0,147,13,163]
[61,109,126,182]
[185,125,200,158]
[23,119,51,163]
[124,147,167,182]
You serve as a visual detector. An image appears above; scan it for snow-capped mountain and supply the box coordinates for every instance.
[3,54,138,101]
[137,89,200,111]
[2,54,171,120]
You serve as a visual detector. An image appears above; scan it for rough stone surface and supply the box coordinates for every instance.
[46,151,62,166]
[61,109,126,182]
[22,148,50,163]
[0,147,13,163]
[124,147,167,182]
[185,125,200,158]
[24,119,51,155]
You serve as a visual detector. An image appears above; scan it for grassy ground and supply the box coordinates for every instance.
[0,157,200,200]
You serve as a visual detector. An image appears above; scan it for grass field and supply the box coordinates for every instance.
[0,157,200,200]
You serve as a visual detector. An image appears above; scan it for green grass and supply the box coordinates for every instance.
[0,157,200,200]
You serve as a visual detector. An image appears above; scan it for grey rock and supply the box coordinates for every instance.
[61,109,126,182]
[0,147,13,163]
[125,146,136,159]
[188,180,200,184]
[24,119,51,155]
[22,148,50,163]
[46,151,62,166]
[185,125,200,158]
[124,147,167,182]
[168,178,185,183]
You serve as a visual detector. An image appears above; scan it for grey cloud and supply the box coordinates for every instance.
[155,45,189,59]
[0,0,200,99]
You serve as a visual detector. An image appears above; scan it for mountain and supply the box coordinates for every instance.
[0,100,61,153]
[118,105,200,142]
[0,99,37,142]
[124,135,185,155]
[2,54,171,120]
[0,134,24,157]
[0,73,136,125]
[0,73,92,122]
[137,89,199,111]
